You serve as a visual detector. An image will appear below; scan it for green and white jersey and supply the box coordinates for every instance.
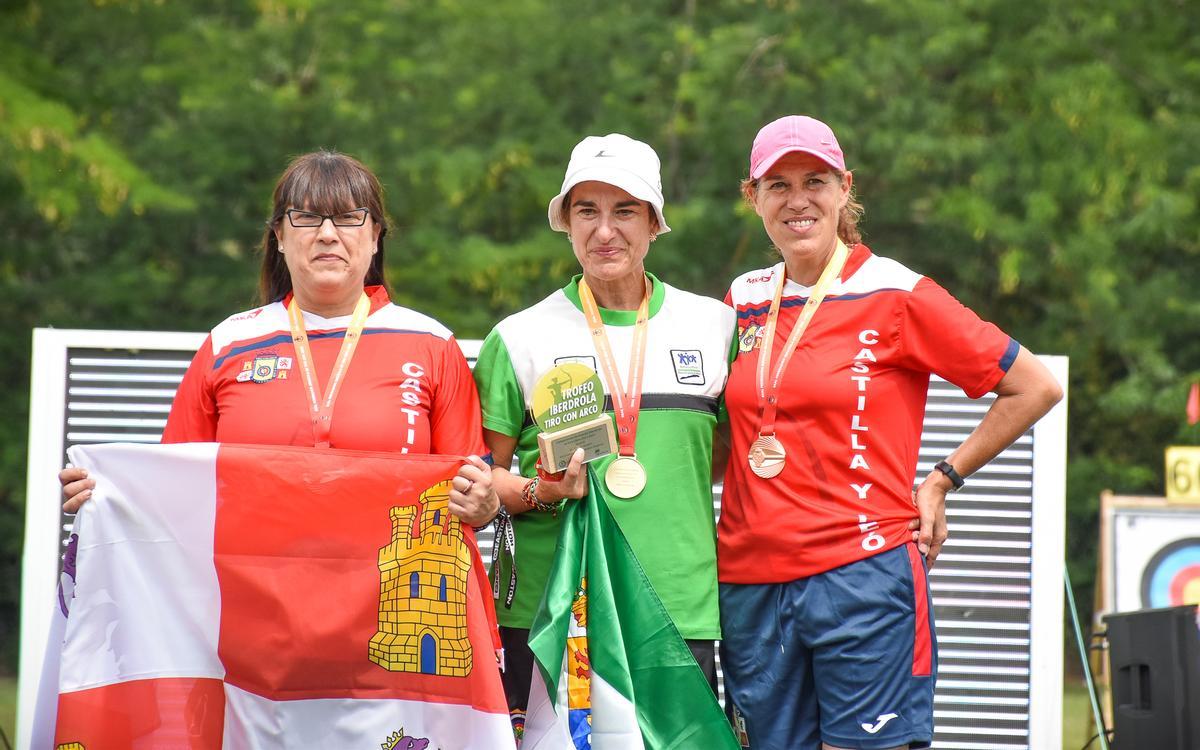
[474,274,735,638]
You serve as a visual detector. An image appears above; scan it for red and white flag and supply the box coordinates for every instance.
[38,442,514,749]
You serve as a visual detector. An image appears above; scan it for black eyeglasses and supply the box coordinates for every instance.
[284,208,370,228]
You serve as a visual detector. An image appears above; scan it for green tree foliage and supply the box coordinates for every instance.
[1,0,1197,670]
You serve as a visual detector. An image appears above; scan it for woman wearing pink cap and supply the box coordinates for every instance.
[717,116,1062,749]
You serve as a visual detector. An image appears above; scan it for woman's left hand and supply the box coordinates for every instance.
[449,455,500,528]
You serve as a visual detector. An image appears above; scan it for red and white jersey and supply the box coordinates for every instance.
[163,285,488,458]
[719,244,1017,582]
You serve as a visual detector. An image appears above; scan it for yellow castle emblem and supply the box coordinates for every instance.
[368,480,473,676]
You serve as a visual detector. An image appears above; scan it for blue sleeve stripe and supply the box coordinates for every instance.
[999,337,1020,372]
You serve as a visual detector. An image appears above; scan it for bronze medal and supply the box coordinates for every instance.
[748,241,849,481]
[748,434,786,479]
[605,455,648,499]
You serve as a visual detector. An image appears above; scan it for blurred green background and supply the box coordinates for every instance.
[2,0,1199,740]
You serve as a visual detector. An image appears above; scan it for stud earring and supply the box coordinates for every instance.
[649,233,657,243]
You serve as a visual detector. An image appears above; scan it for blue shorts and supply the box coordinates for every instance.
[719,543,936,750]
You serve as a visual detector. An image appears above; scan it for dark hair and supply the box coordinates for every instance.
[259,150,389,303]
[740,169,864,246]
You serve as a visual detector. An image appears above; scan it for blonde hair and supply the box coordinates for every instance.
[740,170,863,246]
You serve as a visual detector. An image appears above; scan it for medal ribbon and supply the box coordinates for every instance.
[577,276,651,458]
[287,292,372,448]
[755,240,851,436]
[490,512,518,608]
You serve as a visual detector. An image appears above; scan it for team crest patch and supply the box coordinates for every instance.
[737,324,765,354]
[236,354,292,383]
[379,728,433,750]
[554,354,598,371]
[670,349,705,384]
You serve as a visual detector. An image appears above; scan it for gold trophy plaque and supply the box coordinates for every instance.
[531,363,616,472]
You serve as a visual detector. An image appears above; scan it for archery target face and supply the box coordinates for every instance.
[1141,538,1200,608]
[1112,506,1200,612]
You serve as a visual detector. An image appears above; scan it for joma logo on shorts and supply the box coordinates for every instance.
[862,712,898,734]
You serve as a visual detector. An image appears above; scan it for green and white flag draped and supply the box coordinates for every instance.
[522,470,739,749]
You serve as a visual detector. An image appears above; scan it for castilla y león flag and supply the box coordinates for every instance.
[43,442,514,749]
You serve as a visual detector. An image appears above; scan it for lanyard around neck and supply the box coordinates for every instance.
[754,241,850,436]
[286,292,371,448]
[577,277,651,458]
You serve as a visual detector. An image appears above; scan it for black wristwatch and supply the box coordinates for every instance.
[933,460,965,492]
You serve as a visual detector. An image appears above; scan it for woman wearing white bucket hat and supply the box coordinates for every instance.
[472,133,736,741]
[717,115,1063,749]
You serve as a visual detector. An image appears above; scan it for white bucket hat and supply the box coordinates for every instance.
[547,133,671,234]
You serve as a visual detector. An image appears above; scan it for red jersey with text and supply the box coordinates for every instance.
[719,244,1017,582]
[163,285,487,457]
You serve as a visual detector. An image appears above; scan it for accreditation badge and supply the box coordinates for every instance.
[531,363,617,473]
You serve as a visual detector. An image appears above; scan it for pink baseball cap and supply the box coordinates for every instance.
[749,115,846,179]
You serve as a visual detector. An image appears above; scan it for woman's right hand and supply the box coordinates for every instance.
[60,466,96,513]
[535,448,588,503]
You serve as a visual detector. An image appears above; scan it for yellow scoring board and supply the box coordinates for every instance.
[1166,446,1200,502]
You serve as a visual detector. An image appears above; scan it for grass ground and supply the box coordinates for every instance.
[1063,678,1103,750]
[0,676,13,748]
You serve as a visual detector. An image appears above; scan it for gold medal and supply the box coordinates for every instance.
[605,455,647,499]
[578,276,652,500]
[748,434,786,479]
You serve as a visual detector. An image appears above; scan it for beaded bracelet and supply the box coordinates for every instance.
[521,476,563,515]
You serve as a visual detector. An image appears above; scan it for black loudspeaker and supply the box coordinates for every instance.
[1104,605,1200,750]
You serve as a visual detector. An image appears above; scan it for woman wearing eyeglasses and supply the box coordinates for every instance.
[56,150,512,746]
[61,150,500,526]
